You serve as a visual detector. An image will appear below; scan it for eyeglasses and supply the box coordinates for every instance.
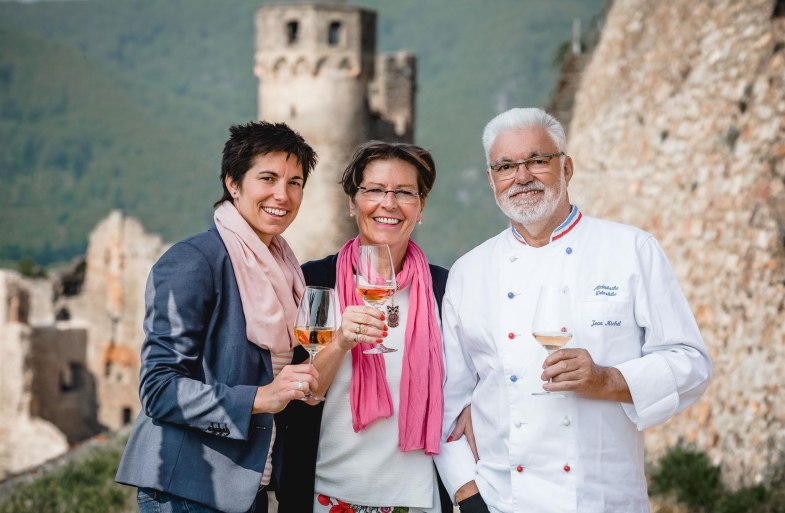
[356,186,421,204]
[489,152,565,181]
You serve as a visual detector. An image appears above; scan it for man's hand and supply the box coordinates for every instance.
[542,348,632,402]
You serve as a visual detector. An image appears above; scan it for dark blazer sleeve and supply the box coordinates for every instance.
[429,263,449,318]
[140,240,257,441]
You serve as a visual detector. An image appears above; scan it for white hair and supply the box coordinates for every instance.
[482,108,567,165]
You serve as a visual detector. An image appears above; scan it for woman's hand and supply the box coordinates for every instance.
[252,363,319,414]
[449,404,478,462]
[336,305,388,352]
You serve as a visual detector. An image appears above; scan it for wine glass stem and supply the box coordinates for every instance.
[546,349,555,386]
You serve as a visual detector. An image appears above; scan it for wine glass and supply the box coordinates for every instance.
[355,244,397,354]
[531,285,573,396]
[294,286,338,401]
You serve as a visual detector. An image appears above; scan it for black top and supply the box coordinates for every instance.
[275,254,451,513]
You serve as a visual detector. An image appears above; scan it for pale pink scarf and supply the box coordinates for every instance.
[214,201,305,354]
[336,237,444,455]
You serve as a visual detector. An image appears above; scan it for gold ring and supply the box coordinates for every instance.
[354,333,360,343]
[355,323,361,334]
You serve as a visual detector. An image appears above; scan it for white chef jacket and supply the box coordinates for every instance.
[434,207,711,513]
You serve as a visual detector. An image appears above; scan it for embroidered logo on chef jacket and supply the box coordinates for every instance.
[593,284,619,297]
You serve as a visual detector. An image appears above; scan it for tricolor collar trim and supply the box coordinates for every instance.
[511,205,582,246]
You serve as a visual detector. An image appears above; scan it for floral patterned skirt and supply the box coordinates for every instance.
[314,492,438,513]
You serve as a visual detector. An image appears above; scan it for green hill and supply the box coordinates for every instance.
[0,0,604,268]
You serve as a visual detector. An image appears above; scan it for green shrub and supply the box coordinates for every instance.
[16,257,47,278]
[650,445,723,511]
[650,445,785,513]
[717,485,767,513]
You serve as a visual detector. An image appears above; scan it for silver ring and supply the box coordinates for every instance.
[355,323,361,334]
[296,381,304,391]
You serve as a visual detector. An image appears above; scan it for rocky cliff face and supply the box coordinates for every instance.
[568,0,785,487]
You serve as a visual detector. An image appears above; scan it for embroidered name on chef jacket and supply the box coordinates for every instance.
[592,319,623,327]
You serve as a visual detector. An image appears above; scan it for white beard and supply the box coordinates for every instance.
[493,171,567,226]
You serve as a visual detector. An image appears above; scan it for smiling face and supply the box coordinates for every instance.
[487,126,573,231]
[226,151,304,245]
[349,158,425,269]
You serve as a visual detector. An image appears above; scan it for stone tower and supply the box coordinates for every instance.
[254,2,416,261]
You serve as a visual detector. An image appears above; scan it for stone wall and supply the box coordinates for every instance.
[29,326,98,444]
[0,272,69,478]
[58,211,166,432]
[568,0,785,488]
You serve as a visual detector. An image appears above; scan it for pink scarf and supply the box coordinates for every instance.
[336,237,444,455]
[214,201,305,354]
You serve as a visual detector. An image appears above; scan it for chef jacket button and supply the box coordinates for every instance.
[515,422,523,428]
[516,465,524,473]
[507,291,515,299]
[562,416,571,426]
[566,247,573,254]
[564,464,571,472]
[510,375,518,382]
[508,332,516,340]
[509,255,518,262]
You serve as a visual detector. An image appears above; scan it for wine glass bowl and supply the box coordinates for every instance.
[531,285,572,396]
[294,286,338,401]
[355,244,397,354]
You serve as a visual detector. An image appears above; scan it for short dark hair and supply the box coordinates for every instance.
[215,121,317,207]
[340,141,436,199]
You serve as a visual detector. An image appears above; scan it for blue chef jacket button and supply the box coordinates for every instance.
[510,375,518,382]
[507,291,515,299]
[566,247,573,255]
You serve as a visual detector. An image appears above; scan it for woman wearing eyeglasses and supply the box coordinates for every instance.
[276,141,453,513]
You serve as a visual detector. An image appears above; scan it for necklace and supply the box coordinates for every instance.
[386,297,400,328]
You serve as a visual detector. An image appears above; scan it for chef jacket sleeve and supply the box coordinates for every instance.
[434,277,480,501]
[614,236,712,430]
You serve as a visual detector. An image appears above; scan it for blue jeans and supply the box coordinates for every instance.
[137,487,268,513]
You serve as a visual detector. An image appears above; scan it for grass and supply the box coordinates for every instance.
[0,437,135,513]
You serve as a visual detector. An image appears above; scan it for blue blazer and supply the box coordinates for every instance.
[116,227,277,513]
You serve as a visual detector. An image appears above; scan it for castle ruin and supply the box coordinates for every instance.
[254,2,416,261]
[0,212,166,478]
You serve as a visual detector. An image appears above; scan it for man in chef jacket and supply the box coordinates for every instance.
[435,107,712,513]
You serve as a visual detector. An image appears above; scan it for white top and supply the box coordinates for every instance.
[434,214,712,513]
[315,285,437,509]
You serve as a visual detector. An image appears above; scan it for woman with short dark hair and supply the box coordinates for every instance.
[116,121,318,513]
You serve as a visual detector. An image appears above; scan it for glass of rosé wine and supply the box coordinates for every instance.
[355,244,397,354]
[531,285,573,396]
[294,286,338,401]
